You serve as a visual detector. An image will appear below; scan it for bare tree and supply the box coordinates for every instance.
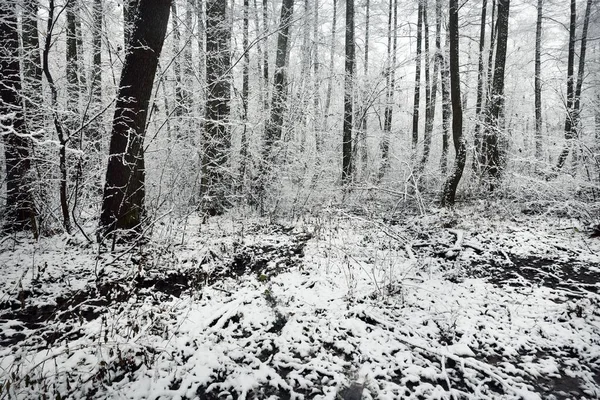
[201,0,232,216]
[556,0,592,171]
[100,0,172,236]
[483,0,510,189]
[1,0,36,233]
[534,0,543,161]
[411,0,424,149]
[441,0,466,206]
[342,0,355,184]
[473,0,488,172]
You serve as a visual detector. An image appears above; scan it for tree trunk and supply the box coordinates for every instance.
[534,0,542,161]
[90,0,103,151]
[240,0,250,190]
[411,0,424,149]
[473,0,488,172]
[43,0,72,233]
[342,0,355,184]
[100,0,171,237]
[262,0,270,106]
[1,1,36,232]
[171,0,184,117]
[66,0,79,127]
[441,0,466,206]
[420,0,437,171]
[201,0,232,216]
[21,0,43,134]
[324,0,337,123]
[556,0,592,171]
[379,0,397,180]
[439,0,450,175]
[124,0,139,53]
[359,0,369,168]
[484,0,509,189]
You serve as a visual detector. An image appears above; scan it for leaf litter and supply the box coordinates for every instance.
[0,207,599,399]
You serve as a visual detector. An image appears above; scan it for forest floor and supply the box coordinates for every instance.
[0,203,599,400]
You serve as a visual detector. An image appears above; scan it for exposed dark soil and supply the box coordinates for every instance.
[0,225,311,347]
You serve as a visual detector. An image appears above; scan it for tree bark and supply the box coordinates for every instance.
[90,0,103,151]
[240,0,250,190]
[21,0,43,134]
[441,0,465,206]
[439,0,450,175]
[43,0,72,233]
[324,0,337,124]
[66,0,79,127]
[100,0,171,236]
[556,0,592,171]
[534,0,542,161]
[473,0,488,172]
[411,1,424,149]
[484,0,509,189]
[201,0,232,216]
[1,1,36,232]
[379,0,397,180]
[342,0,355,184]
[420,0,438,171]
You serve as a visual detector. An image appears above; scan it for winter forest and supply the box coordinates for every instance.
[1,0,600,398]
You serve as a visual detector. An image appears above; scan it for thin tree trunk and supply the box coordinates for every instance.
[439,0,450,175]
[171,1,183,117]
[240,0,249,190]
[534,0,542,161]
[411,0,423,149]
[1,1,36,232]
[484,0,510,189]
[66,0,79,127]
[441,0,466,206]
[100,0,172,237]
[313,0,322,152]
[557,0,592,171]
[420,0,437,171]
[90,0,103,151]
[201,0,232,216]
[262,0,269,106]
[324,0,337,123]
[473,0,488,171]
[43,0,72,233]
[360,0,369,168]
[379,0,397,180]
[342,0,355,184]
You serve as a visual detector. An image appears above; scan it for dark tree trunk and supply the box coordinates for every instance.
[379,0,397,180]
[441,0,465,206]
[66,0,79,125]
[124,0,139,53]
[263,0,294,152]
[43,0,72,233]
[411,1,424,149]
[171,0,184,117]
[534,0,542,161]
[0,1,36,232]
[342,0,355,184]
[484,0,509,189]
[420,0,437,171]
[100,0,171,236]
[262,0,269,106]
[473,0,488,172]
[556,0,592,171]
[90,0,103,151]
[359,0,369,168]
[21,0,43,132]
[201,0,232,216]
[439,0,450,175]
[240,0,250,189]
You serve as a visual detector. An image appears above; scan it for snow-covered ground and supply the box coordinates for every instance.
[1,206,599,399]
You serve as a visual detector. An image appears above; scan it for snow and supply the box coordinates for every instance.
[1,206,599,399]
